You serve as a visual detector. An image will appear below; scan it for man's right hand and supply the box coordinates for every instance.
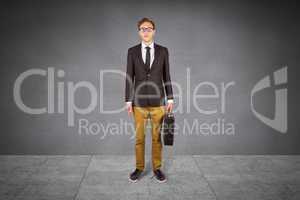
[126,102,133,116]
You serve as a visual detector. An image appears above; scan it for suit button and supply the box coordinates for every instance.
[147,73,150,76]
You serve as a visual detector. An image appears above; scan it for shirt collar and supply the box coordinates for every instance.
[141,40,154,49]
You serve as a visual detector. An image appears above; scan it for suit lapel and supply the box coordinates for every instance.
[151,43,160,71]
[137,43,146,71]
[137,42,160,72]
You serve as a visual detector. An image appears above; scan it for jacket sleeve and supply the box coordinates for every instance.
[163,47,174,100]
[125,48,135,102]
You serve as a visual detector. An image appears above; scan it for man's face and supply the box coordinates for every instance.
[138,22,155,43]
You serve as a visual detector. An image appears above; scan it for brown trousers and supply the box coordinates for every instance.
[133,106,165,171]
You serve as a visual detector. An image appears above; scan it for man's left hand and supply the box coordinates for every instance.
[166,102,173,113]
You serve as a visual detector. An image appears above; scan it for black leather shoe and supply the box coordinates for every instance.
[129,169,143,183]
[153,169,167,183]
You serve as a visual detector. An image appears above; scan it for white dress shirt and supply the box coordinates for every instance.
[126,41,174,105]
[141,41,155,68]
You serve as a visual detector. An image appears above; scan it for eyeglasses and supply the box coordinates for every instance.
[139,27,154,33]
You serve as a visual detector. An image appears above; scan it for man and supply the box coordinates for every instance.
[125,17,174,183]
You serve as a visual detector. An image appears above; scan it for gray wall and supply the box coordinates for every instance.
[1,0,299,154]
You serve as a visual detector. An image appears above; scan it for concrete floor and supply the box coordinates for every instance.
[0,154,299,200]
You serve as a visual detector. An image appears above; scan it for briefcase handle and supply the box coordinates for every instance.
[165,111,174,118]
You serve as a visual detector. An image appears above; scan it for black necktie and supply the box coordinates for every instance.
[145,46,151,69]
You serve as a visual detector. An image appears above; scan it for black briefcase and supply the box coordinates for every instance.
[162,112,175,146]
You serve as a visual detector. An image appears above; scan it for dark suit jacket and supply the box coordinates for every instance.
[125,42,174,107]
